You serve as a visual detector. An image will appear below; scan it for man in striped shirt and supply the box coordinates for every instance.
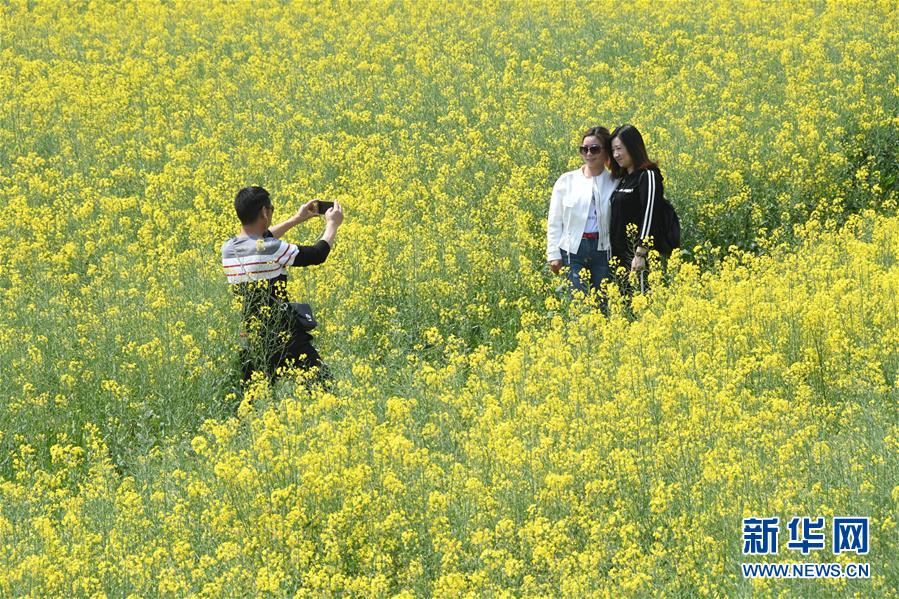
[221,186,343,382]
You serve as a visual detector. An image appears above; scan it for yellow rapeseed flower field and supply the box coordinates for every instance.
[0,0,896,596]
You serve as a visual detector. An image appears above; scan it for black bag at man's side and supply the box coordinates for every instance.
[288,302,317,332]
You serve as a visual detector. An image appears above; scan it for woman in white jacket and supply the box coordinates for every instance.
[547,126,616,307]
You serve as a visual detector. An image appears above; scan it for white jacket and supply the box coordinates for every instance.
[546,167,615,261]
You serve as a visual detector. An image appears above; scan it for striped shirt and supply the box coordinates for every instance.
[221,235,300,284]
[221,230,331,337]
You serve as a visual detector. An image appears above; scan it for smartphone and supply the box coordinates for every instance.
[315,200,334,214]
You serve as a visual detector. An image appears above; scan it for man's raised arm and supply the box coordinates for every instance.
[290,201,344,267]
[269,200,318,239]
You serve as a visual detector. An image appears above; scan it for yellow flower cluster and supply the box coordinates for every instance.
[0,0,896,595]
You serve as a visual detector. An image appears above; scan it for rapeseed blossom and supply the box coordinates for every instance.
[4,211,897,595]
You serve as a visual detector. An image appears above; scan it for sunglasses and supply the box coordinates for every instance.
[579,144,604,155]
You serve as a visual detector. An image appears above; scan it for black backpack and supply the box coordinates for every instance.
[644,170,680,256]
[652,196,681,256]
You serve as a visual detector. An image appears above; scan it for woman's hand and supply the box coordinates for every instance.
[549,259,562,274]
[630,246,648,271]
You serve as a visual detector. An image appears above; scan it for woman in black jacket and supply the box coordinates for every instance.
[608,124,665,288]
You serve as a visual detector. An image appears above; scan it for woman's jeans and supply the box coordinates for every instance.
[561,236,611,311]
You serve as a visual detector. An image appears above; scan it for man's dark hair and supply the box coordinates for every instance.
[609,124,659,179]
[234,186,272,225]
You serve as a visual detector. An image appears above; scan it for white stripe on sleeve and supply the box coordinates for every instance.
[641,170,656,240]
[274,242,299,266]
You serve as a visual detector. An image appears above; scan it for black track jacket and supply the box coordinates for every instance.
[609,167,664,265]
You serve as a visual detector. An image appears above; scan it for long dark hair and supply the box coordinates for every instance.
[609,124,658,179]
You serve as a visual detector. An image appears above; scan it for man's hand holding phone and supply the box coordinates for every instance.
[324,201,343,226]
[265,191,345,246]
[320,201,343,247]
[293,200,319,223]
[314,200,334,215]
[292,199,337,222]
